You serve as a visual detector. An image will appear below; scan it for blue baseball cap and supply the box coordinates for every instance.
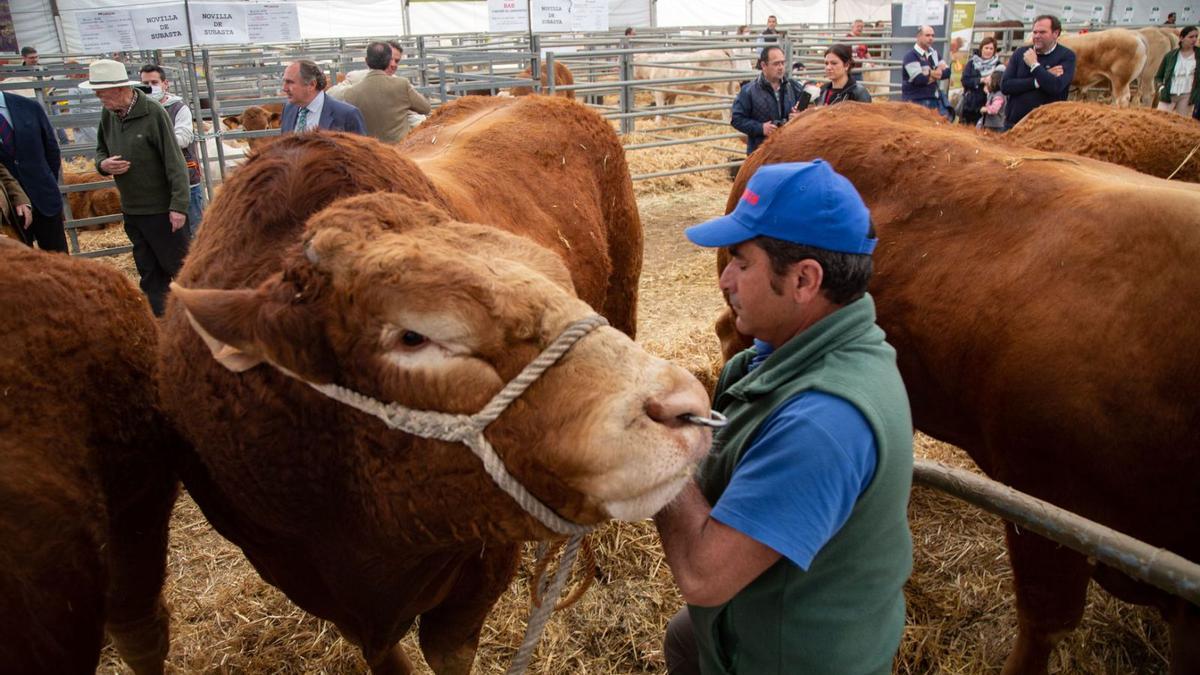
[685,160,875,254]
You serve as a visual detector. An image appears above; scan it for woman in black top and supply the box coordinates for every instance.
[960,37,1000,126]
[817,44,872,106]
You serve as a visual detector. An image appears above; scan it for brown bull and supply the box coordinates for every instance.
[716,101,1200,674]
[158,96,711,673]
[0,239,181,674]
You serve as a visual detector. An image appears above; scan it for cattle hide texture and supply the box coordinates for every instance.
[715,101,1200,675]
[0,239,181,674]
[63,166,122,231]
[158,96,713,674]
[1006,101,1200,182]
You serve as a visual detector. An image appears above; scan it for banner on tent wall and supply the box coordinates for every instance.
[0,0,16,53]
[1091,4,1106,20]
[1183,5,1194,20]
[74,2,300,52]
[1021,2,1036,21]
[130,6,189,48]
[1119,4,1135,21]
[1062,3,1073,20]
[984,1,1002,19]
[949,1,975,92]
[489,0,609,33]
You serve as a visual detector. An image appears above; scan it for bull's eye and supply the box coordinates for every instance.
[400,331,428,348]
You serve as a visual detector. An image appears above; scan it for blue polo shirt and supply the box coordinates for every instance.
[710,339,878,569]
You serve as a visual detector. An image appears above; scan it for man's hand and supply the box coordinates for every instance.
[100,155,131,175]
[788,105,803,121]
[1023,48,1040,68]
[15,203,31,228]
[929,66,943,80]
[169,211,186,232]
[763,121,779,136]
[1048,65,1065,77]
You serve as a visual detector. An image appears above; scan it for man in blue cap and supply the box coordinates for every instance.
[654,160,914,675]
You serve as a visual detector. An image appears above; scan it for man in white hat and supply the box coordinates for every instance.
[82,59,190,316]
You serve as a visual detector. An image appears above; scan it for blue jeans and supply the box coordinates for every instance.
[909,96,951,120]
[187,183,205,238]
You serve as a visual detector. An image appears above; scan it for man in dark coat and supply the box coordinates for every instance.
[1001,14,1075,129]
[0,92,65,251]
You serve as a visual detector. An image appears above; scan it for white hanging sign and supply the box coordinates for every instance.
[1022,2,1037,22]
[1091,4,1106,20]
[1148,5,1162,21]
[1120,5,1135,22]
[187,3,249,45]
[247,4,301,43]
[1183,5,1194,21]
[488,0,528,32]
[75,10,138,53]
[1062,4,1074,21]
[130,5,189,50]
[985,2,1002,21]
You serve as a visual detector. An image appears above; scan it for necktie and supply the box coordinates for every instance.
[296,106,309,132]
[0,114,13,158]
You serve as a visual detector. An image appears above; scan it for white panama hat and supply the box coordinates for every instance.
[79,59,139,90]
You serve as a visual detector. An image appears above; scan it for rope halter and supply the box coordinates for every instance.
[305,314,609,536]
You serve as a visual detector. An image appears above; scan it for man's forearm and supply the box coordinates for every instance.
[654,482,714,598]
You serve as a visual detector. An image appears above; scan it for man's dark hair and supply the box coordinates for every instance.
[755,230,875,305]
[1034,14,1062,34]
[365,41,392,70]
[387,39,404,55]
[624,26,635,36]
[296,59,327,90]
[139,64,167,80]
[758,45,783,69]
[20,46,36,57]
[768,14,777,20]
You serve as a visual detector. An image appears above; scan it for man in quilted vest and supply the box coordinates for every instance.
[655,160,914,675]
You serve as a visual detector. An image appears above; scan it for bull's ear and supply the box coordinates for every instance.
[269,112,282,127]
[170,282,336,381]
[222,115,241,129]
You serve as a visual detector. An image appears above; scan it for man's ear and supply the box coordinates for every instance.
[171,281,337,382]
[792,259,825,300]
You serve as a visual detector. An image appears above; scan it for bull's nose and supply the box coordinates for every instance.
[645,366,711,429]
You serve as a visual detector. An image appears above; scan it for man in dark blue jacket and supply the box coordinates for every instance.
[731,46,809,156]
[0,92,65,251]
[279,59,367,135]
[1001,15,1075,129]
[901,25,950,118]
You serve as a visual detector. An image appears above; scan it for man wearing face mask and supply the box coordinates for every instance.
[140,65,203,236]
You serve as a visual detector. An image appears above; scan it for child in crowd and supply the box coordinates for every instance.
[979,70,1006,131]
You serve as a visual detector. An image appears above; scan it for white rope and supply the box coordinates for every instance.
[506,534,585,675]
[307,314,608,536]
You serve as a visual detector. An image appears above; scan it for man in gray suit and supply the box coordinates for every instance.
[342,41,431,143]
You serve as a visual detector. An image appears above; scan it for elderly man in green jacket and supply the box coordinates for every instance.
[84,59,190,316]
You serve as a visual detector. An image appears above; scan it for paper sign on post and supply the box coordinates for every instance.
[187,3,249,45]
[75,10,138,53]
[488,0,527,32]
[130,5,189,50]
[247,4,300,43]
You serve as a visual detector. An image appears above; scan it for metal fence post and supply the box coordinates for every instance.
[417,36,428,88]
[201,49,229,186]
[438,59,448,102]
[546,52,557,96]
[620,49,634,135]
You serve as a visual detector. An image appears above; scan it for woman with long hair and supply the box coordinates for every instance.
[1156,25,1199,116]
[960,37,1000,126]
[816,44,872,105]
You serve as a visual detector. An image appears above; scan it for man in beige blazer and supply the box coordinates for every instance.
[342,41,431,143]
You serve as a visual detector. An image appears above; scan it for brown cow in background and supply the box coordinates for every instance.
[221,103,283,152]
[718,102,1200,674]
[158,96,711,673]
[510,60,576,98]
[0,239,180,674]
[1006,101,1200,182]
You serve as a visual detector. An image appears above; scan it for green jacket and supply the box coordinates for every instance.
[691,294,914,675]
[1155,48,1200,105]
[95,89,190,215]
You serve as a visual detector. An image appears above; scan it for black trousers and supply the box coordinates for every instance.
[123,212,189,316]
[665,607,700,675]
[22,207,67,252]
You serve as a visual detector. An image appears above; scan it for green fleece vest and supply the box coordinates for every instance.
[690,294,913,675]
